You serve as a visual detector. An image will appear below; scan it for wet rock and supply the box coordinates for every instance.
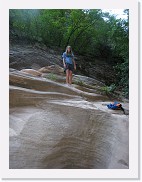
[9,43,116,85]
[34,42,47,51]
[9,44,63,70]
[9,68,17,72]
[31,63,41,70]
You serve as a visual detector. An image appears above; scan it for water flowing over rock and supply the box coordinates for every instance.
[9,68,129,169]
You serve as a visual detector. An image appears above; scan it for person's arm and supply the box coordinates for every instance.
[63,58,66,68]
[72,53,76,70]
[73,59,76,70]
[62,53,66,68]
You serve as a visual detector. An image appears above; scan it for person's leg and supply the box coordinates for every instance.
[69,70,73,85]
[66,69,69,84]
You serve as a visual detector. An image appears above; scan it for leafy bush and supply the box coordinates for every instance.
[114,59,129,98]
[101,83,116,95]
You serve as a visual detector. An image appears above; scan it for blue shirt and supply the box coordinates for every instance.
[62,52,74,64]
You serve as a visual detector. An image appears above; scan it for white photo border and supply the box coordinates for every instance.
[0,0,139,179]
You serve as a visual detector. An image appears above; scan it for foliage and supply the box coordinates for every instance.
[46,73,57,81]
[101,83,116,95]
[114,59,129,97]
[73,78,85,86]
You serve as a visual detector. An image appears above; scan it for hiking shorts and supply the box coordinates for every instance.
[65,63,74,72]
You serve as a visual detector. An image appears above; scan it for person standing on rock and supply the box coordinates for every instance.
[62,46,76,86]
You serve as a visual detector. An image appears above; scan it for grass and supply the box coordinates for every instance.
[73,78,85,86]
[46,73,57,81]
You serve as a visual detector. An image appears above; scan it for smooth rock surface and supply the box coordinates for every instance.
[20,69,42,77]
[38,65,64,75]
[9,70,129,169]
